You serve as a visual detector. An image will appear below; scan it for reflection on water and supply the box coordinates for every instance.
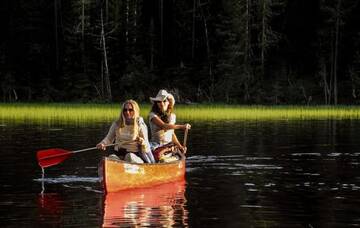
[102,181,187,227]
[1,120,360,227]
[184,120,360,227]
[37,193,64,226]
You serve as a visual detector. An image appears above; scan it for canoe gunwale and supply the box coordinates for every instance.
[105,153,186,166]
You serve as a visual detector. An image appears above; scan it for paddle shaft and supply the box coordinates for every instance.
[70,143,118,154]
[183,128,189,147]
[39,143,118,161]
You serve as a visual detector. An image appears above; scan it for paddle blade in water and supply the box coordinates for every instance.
[37,148,72,168]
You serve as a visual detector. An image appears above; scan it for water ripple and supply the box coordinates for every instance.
[187,155,283,171]
[34,175,99,183]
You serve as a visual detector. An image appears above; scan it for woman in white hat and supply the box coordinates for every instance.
[148,89,191,161]
[96,99,155,163]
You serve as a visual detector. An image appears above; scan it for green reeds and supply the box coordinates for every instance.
[0,103,360,124]
[175,104,360,121]
[0,103,122,125]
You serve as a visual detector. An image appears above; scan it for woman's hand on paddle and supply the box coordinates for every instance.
[183,123,191,130]
[96,143,106,151]
[136,136,145,145]
[136,136,151,153]
[179,145,187,154]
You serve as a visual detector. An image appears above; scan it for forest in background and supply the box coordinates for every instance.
[0,0,359,104]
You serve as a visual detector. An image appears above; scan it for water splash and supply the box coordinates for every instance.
[41,167,45,195]
[34,175,99,184]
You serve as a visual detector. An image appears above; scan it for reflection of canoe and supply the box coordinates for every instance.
[102,180,187,227]
[99,156,186,193]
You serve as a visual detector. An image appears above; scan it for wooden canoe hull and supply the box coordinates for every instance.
[99,156,186,193]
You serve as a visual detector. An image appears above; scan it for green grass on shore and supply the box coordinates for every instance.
[1,103,360,124]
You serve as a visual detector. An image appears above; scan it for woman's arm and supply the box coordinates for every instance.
[172,133,182,148]
[172,133,186,153]
[138,118,151,152]
[96,122,117,150]
[151,115,190,131]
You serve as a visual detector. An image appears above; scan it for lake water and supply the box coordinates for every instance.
[1,119,360,227]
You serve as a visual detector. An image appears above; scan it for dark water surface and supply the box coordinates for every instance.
[1,119,360,227]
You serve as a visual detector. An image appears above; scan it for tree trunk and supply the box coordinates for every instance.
[245,0,250,64]
[320,59,329,104]
[134,0,137,43]
[81,0,86,73]
[329,29,334,104]
[126,0,129,44]
[100,9,112,101]
[244,0,252,101]
[101,60,104,98]
[333,0,341,105]
[260,0,266,77]
[160,0,164,58]
[191,0,196,59]
[54,0,59,71]
[81,0,85,40]
[199,1,213,101]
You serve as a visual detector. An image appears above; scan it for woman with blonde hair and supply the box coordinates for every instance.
[148,90,191,162]
[97,100,155,163]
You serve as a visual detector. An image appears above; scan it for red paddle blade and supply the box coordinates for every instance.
[37,148,72,168]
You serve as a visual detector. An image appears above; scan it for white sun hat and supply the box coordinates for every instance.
[150,89,175,105]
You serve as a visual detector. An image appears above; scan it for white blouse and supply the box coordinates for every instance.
[100,117,150,153]
[148,112,176,145]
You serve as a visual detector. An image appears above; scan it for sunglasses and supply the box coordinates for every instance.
[123,108,134,112]
[156,99,169,104]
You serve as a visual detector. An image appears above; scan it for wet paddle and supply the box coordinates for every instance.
[37,143,117,168]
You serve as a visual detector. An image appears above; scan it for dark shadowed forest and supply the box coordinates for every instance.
[0,0,359,104]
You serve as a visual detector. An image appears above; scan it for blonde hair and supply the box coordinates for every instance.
[116,99,141,139]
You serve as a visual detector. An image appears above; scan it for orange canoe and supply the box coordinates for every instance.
[99,155,186,193]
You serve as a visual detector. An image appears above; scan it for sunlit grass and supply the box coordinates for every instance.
[176,104,360,121]
[0,103,123,125]
[0,103,360,124]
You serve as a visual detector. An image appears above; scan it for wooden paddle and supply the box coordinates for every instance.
[183,128,189,147]
[37,143,117,168]
[181,127,189,155]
